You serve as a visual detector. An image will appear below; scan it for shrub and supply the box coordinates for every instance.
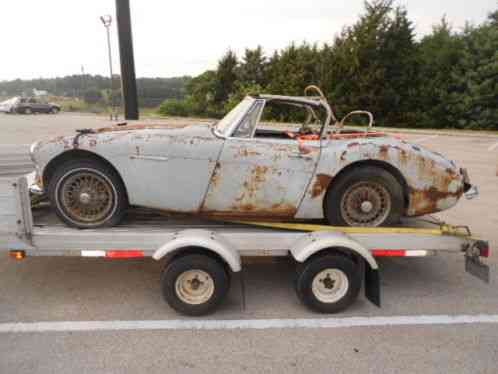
[158,98,195,117]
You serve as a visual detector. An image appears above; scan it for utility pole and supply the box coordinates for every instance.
[100,15,116,120]
[115,0,139,120]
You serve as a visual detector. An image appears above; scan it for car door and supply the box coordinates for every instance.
[125,125,225,213]
[28,98,42,112]
[201,100,321,218]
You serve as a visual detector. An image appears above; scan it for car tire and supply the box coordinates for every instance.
[51,107,60,114]
[161,254,230,316]
[295,254,361,313]
[24,107,32,114]
[324,166,403,227]
[48,159,128,229]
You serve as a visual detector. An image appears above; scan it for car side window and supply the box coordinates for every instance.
[28,98,37,103]
[232,101,264,138]
[253,100,325,141]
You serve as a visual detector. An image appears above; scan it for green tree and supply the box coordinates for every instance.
[186,70,219,117]
[328,1,419,126]
[450,12,498,130]
[417,18,465,128]
[237,46,268,86]
[214,50,238,105]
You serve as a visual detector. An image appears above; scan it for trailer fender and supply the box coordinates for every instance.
[290,231,378,270]
[152,229,241,272]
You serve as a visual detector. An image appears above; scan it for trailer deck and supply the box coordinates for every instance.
[0,172,491,315]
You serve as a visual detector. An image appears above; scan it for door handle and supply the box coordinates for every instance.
[130,155,169,161]
[289,152,313,160]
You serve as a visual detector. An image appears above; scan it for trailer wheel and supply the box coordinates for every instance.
[161,254,230,316]
[296,254,361,313]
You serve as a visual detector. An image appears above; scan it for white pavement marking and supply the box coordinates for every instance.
[487,142,498,151]
[413,135,439,143]
[1,314,498,334]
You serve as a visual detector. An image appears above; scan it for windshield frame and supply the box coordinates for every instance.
[213,96,256,138]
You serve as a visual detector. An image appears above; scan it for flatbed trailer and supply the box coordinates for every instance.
[0,173,491,316]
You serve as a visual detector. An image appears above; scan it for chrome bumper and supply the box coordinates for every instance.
[461,168,479,200]
[29,183,45,196]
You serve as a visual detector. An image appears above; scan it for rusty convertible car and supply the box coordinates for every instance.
[29,86,477,229]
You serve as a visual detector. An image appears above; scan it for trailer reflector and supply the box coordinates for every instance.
[372,249,428,257]
[81,250,144,258]
[81,250,106,257]
[106,250,144,258]
[9,250,25,260]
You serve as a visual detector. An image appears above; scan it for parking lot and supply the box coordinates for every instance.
[1,113,497,373]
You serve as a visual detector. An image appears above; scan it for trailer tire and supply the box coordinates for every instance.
[161,254,230,316]
[296,254,361,313]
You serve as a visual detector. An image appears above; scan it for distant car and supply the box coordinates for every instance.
[0,97,19,113]
[29,86,476,229]
[6,97,60,114]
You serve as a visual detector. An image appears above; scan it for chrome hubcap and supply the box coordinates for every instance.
[360,200,373,213]
[79,192,91,204]
[340,181,391,226]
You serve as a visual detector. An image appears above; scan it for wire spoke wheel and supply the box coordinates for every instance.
[59,170,115,224]
[340,181,391,227]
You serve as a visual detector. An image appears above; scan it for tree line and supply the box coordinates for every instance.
[0,75,190,108]
[159,1,497,130]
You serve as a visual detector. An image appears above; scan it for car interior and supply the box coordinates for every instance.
[252,100,324,141]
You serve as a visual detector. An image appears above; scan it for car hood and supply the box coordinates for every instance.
[93,121,212,133]
[30,121,217,170]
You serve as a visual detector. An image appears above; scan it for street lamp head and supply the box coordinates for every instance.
[100,15,112,27]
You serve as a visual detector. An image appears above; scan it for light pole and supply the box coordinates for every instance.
[100,15,116,121]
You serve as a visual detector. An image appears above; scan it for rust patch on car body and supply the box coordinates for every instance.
[409,185,464,216]
[378,144,389,159]
[237,147,262,158]
[328,131,386,140]
[310,173,332,198]
[209,162,222,188]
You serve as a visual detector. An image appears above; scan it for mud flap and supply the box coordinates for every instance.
[365,265,381,307]
[465,256,490,284]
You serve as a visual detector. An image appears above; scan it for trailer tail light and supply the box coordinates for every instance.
[372,249,405,257]
[478,242,490,258]
[372,249,428,257]
[81,250,144,258]
[9,250,25,260]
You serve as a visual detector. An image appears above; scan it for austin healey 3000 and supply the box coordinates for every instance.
[29,86,477,229]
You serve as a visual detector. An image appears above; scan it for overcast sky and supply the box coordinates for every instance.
[0,0,495,81]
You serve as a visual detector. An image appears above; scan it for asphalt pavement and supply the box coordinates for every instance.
[0,112,497,374]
